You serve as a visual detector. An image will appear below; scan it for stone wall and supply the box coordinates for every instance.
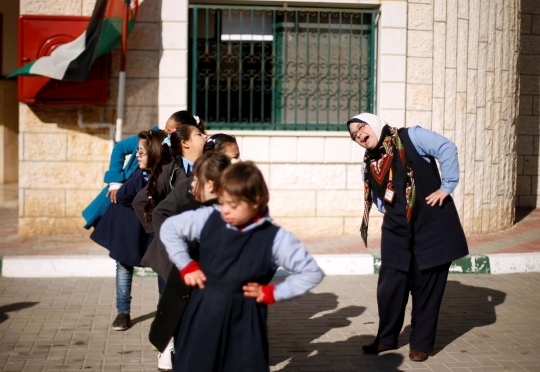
[516,0,540,208]
[0,80,18,184]
[18,0,161,235]
[405,0,521,234]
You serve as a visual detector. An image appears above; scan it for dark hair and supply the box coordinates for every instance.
[137,130,170,171]
[143,124,202,224]
[169,111,206,134]
[203,133,237,154]
[192,152,231,202]
[214,161,269,215]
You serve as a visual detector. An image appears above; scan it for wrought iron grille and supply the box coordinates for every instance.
[189,5,378,131]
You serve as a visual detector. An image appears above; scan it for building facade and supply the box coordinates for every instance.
[4,0,538,237]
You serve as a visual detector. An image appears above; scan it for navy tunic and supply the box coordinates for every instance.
[90,169,151,267]
[174,210,279,372]
[381,128,469,271]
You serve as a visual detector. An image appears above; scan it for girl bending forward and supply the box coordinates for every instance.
[160,161,324,372]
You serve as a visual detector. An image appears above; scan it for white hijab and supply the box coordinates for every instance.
[347,113,388,142]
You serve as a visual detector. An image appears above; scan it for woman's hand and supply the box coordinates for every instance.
[425,189,449,206]
[184,270,206,289]
[106,189,118,204]
[243,282,265,303]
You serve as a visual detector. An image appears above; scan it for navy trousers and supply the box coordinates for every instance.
[376,257,450,353]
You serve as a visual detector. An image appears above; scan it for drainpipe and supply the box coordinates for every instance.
[77,108,116,153]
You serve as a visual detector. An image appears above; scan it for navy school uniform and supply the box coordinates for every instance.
[90,168,151,267]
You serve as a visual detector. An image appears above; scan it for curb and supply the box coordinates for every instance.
[1,253,540,278]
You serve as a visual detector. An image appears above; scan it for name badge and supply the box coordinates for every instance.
[383,185,395,204]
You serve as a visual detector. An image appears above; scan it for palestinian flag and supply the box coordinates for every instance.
[8,0,138,81]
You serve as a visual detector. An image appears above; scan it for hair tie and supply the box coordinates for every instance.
[206,138,216,144]
[162,134,172,147]
[171,128,177,133]
[193,115,200,125]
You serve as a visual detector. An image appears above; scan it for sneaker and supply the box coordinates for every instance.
[112,313,130,331]
[157,339,174,371]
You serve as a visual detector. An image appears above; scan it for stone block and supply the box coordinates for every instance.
[517,155,524,175]
[257,163,270,184]
[19,105,105,134]
[467,69,478,113]
[161,0,188,22]
[24,190,65,217]
[268,190,316,217]
[129,22,161,51]
[446,0,458,68]
[406,110,432,128]
[111,50,160,78]
[108,78,159,107]
[457,19,469,92]
[65,190,100,217]
[521,35,540,55]
[432,98,445,134]
[523,156,540,175]
[522,0,540,14]
[406,84,432,111]
[495,0,504,30]
[23,133,67,161]
[533,15,540,35]
[468,0,480,68]
[346,164,363,190]
[444,69,457,130]
[476,42,488,107]
[297,137,324,163]
[433,22,446,98]
[82,0,95,16]
[481,203,490,233]
[381,55,406,83]
[19,161,104,189]
[19,217,88,237]
[519,55,540,74]
[479,0,489,42]
[408,3,434,31]
[518,196,540,208]
[270,137,297,163]
[455,93,467,165]
[156,78,187,107]
[517,116,540,135]
[434,0,446,22]
[472,161,484,233]
[379,83,406,110]
[520,75,540,95]
[351,141,365,164]
[535,135,540,155]
[381,29,407,56]
[21,0,81,15]
[159,50,188,78]
[485,72,494,129]
[458,0,468,19]
[462,194,474,233]
[344,215,382,237]
[105,106,159,134]
[519,96,533,117]
[407,57,433,84]
[407,30,434,58]
[162,22,189,50]
[380,1,407,29]
[316,190,363,217]
[241,137,270,162]
[273,217,344,237]
[137,0,161,22]
[522,14,533,35]
[67,132,109,162]
[516,176,532,195]
[533,96,540,116]
[270,164,346,190]
[464,114,476,195]
[325,138,351,163]
[379,110,405,128]
[475,108,485,161]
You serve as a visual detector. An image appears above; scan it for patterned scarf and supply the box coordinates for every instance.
[360,126,418,247]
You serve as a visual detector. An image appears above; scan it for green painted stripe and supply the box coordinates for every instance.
[134,267,157,277]
[373,255,491,274]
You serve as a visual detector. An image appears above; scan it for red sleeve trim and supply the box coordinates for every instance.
[261,284,276,305]
[180,261,201,281]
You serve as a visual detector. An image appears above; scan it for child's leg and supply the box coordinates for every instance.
[116,262,134,314]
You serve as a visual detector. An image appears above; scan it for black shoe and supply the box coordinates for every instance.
[112,313,130,331]
[362,341,395,354]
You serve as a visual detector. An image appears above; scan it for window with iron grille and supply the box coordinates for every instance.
[189,5,378,131]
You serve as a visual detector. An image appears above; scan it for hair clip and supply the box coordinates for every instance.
[193,115,200,125]
[171,128,177,133]
[230,158,240,164]
[206,138,216,144]
[162,134,172,147]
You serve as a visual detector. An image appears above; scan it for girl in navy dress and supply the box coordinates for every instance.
[90,130,170,331]
[160,161,324,372]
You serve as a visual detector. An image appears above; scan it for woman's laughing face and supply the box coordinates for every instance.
[350,121,378,150]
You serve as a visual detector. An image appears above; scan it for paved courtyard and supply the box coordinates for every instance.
[0,274,539,372]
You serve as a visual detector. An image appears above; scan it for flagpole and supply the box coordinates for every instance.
[115,0,130,143]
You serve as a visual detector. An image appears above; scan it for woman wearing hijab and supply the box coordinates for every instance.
[348,113,468,362]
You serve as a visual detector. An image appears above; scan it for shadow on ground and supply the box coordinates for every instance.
[0,302,39,324]
[268,292,405,371]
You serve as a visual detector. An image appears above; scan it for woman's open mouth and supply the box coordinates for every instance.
[359,134,370,144]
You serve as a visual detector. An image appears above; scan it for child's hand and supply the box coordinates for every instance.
[106,189,118,204]
[184,270,206,289]
[243,283,265,303]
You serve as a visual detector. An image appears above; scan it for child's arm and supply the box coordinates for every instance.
[160,207,214,287]
[244,229,324,304]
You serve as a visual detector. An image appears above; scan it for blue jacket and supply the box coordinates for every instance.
[82,134,141,229]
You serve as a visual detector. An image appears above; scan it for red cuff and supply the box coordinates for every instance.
[261,284,276,305]
[180,261,201,281]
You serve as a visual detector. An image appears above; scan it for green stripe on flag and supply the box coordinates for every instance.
[96,18,136,57]
[7,61,36,78]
